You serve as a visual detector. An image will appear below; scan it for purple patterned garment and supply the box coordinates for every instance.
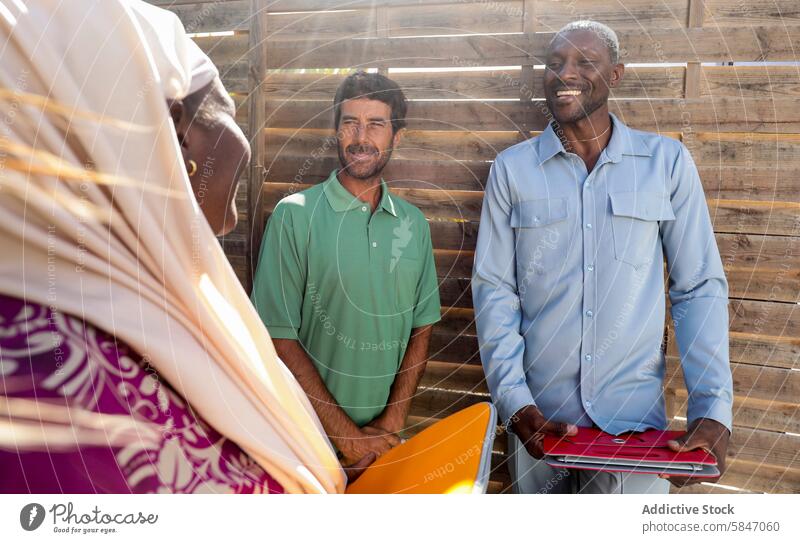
[0,293,283,494]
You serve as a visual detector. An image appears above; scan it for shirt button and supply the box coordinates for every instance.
[361,206,367,212]
[585,354,592,361]
[585,401,592,408]
[585,223,593,229]
[372,241,377,248]
[586,310,593,317]
[587,265,594,272]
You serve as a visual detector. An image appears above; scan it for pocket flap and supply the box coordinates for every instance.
[511,198,568,227]
[609,192,675,221]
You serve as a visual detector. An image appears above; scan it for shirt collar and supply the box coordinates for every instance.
[323,170,397,217]
[536,112,651,166]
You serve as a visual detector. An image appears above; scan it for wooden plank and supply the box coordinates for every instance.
[665,358,800,408]
[699,167,800,202]
[708,199,800,236]
[725,267,800,303]
[420,360,488,395]
[387,1,524,36]
[726,426,800,468]
[704,0,800,27]
[435,249,473,277]
[671,460,799,493]
[667,327,800,371]
[710,459,800,494]
[264,26,800,66]
[684,0,704,99]
[263,69,525,100]
[667,388,800,435]
[429,329,481,364]
[266,99,531,131]
[193,33,249,65]
[533,0,689,32]
[731,299,799,340]
[266,97,800,133]
[265,9,376,41]
[702,65,800,98]
[261,0,511,10]
[574,97,800,133]
[685,132,800,170]
[164,0,251,33]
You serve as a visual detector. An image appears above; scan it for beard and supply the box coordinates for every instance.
[546,90,607,125]
[338,143,393,180]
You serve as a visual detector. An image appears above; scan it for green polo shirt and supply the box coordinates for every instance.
[251,170,441,426]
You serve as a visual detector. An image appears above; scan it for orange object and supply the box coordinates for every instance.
[346,402,497,494]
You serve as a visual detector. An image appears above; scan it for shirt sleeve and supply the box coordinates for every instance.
[471,158,535,428]
[660,142,733,431]
[411,220,442,329]
[250,202,307,340]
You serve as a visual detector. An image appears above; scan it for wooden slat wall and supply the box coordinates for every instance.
[159,0,800,494]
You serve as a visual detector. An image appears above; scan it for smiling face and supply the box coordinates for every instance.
[336,98,400,180]
[543,29,624,125]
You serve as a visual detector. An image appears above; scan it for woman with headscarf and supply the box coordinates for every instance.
[0,0,350,493]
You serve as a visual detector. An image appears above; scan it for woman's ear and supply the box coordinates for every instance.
[168,100,187,148]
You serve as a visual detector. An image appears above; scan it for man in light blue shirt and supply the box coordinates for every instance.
[472,21,733,494]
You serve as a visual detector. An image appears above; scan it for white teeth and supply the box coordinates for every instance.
[557,89,582,96]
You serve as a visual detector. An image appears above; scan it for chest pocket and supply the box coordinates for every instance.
[511,198,569,285]
[609,192,675,269]
[392,255,420,314]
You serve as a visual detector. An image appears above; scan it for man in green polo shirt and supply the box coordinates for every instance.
[251,71,441,467]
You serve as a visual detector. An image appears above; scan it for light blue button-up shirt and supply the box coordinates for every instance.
[472,113,733,435]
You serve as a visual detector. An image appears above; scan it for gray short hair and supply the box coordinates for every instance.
[551,20,620,64]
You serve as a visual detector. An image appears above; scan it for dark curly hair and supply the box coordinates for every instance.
[333,71,407,134]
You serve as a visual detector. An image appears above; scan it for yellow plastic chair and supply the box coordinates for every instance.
[346,402,497,494]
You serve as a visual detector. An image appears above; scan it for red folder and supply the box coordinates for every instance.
[543,427,719,478]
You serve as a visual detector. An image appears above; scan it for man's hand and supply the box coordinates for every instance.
[510,404,578,459]
[662,418,730,487]
[343,452,376,484]
[336,430,398,466]
[366,412,405,436]
[362,424,403,444]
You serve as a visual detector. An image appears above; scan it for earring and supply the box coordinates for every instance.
[187,159,198,177]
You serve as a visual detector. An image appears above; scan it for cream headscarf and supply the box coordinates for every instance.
[0,0,345,493]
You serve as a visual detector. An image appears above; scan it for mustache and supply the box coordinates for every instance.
[346,144,379,155]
